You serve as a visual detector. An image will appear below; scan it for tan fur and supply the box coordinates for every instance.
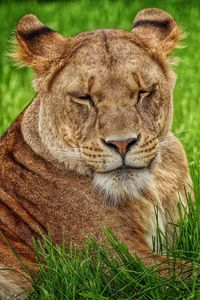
[0,9,192,298]
[0,265,30,300]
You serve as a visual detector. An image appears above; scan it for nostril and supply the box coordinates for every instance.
[126,135,139,151]
[101,139,118,151]
[106,142,118,150]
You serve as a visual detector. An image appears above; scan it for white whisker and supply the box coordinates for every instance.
[48,157,82,163]
[58,148,81,151]
[56,150,81,157]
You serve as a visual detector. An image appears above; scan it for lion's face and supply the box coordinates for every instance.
[16,10,182,203]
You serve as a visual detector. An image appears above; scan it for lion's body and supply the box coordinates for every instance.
[0,8,192,298]
[0,108,191,298]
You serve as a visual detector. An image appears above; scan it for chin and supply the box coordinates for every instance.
[92,167,154,205]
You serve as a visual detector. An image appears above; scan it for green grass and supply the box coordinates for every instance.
[1,0,200,165]
[1,0,200,299]
[27,226,200,300]
[26,190,200,299]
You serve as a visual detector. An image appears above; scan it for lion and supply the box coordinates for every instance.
[0,8,192,299]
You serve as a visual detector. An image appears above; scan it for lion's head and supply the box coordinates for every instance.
[15,9,183,204]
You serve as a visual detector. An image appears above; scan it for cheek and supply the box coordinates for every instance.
[64,102,89,129]
[64,103,98,141]
[137,92,170,133]
[136,100,158,132]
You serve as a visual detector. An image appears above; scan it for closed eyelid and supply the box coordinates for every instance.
[139,83,158,93]
[77,95,92,100]
[69,92,89,98]
[70,93,95,107]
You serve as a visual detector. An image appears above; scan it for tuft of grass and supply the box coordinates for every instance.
[24,165,200,300]
[27,223,200,300]
[1,0,200,164]
[27,177,200,299]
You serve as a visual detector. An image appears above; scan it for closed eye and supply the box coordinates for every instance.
[70,93,94,106]
[138,84,157,101]
[78,95,92,100]
[138,90,151,99]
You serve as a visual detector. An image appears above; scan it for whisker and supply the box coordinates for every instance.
[78,161,88,173]
[58,148,81,152]
[48,157,83,163]
[57,150,81,156]
[62,153,81,156]
[58,146,104,151]
[62,156,82,160]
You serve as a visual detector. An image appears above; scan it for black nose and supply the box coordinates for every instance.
[102,136,139,158]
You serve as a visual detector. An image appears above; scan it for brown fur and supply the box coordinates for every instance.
[0,9,192,298]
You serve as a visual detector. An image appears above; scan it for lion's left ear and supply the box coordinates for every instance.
[14,14,66,74]
[131,8,183,55]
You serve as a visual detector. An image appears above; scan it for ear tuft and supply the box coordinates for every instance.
[13,14,65,74]
[132,8,184,56]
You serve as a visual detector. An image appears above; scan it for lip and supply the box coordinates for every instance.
[99,165,147,174]
[96,153,158,174]
[117,165,146,171]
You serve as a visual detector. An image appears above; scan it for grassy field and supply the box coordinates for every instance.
[0,0,200,299]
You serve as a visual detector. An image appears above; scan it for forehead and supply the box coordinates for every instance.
[55,30,165,89]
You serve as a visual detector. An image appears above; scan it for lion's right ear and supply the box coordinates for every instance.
[14,15,66,74]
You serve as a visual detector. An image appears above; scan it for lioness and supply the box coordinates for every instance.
[0,8,192,298]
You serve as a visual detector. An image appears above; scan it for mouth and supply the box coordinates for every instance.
[117,165,146,171]
[99,164,147,174]
[98,155,157,174]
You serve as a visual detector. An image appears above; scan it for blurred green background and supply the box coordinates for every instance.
[0,0,200,169]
